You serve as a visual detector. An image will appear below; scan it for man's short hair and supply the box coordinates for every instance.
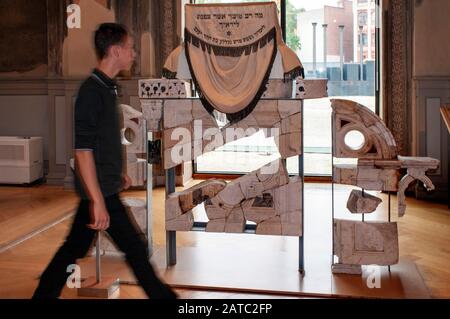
[94,23,129,60]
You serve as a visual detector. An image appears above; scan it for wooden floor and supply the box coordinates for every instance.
[0,182,449,298]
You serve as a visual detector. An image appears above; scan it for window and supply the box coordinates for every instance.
[358,12,368,26]
[193,0,380,176]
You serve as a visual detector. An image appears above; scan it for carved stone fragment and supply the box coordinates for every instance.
[333,219,399,266]
[346,190,382,214]
[397,156,439,217]
[331,263,362,275]
[166,211,194,231]
[331,99,397,160]
[139,79,189,99]
[177,179,227,212]
[295,79,328,99]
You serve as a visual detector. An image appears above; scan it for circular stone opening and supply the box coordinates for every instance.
[344,130,366,151]
[123,127,136,145]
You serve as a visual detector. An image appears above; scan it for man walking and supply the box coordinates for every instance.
[33,23,176,299]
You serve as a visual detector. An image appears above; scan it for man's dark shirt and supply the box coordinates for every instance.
[74,69,123,199]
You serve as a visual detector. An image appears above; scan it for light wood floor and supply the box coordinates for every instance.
[0,182,449,298]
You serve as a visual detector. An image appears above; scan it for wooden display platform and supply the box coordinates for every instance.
[78,237,430,299]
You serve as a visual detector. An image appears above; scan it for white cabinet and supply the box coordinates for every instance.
[0,137,43,184]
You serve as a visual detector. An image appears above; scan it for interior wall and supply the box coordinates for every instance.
[411,0,450,201]
[0,96,49,160]
[62,0,116,77]
[413,0,450,77]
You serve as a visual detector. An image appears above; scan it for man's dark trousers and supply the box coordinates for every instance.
[32,193,175,299]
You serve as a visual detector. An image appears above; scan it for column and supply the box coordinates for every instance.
[339,25,345,81]
[322,24,328,74]
[359,25,364,80]
[312,22,317,77]
[367,1,372,60]
[353,0,358,62]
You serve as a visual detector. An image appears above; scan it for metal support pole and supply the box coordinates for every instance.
[367,2,372,60]
[146,129,153,257]
[299,100,305,275]
[359,25,364,80]
[165,168,177,266]
[95,232,101,283]
[339,25,345,81]
[331,114,335,266]
[312,22,317,77]
[388,191,391,273]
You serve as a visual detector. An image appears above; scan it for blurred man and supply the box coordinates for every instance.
[33,23,176,299]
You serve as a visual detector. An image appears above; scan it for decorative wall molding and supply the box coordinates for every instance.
[384,0,414,156]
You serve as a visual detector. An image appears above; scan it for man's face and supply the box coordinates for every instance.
[117,36,136,71]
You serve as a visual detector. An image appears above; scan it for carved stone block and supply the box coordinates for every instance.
[346,190,382,214]
[280,112,302,135]
[256,216,282,235]
[204,196,230,220]
[261,80,293,99]
[334,164,399,191]
[397,156,439,217]
[331,263,362,275]
[333,219,399,266]
[163,123,192,150]
[120,104,146,154]
[163,99,193,129]
[216,180,245,207]
[333,164,358,185]
[206,218,226,232]
[274,177,302,214]
[332,99,397,160]
[238,172,264,199]
[140,99,163,131]
[295,79,328,99]
[139,79,189,99]
[256,159,290,192]
[356,167,399,192]
[164,140,193,169]
[280,211,302,236]
[165,194,183,221]
[177,179,227,212]
[252,100,281,127]
[126,156,147,187]
[242,191,276,224]
[225,206,246,233]
[275,132,302,158]
[166,211,194,231]
[278,100,300,119]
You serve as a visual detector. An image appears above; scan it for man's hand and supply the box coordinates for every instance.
[122,174,132,190]
[87,200,110,230]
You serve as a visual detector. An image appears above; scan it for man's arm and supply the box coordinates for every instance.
[75,150,110,230]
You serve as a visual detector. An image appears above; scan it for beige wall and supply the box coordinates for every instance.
[413,0,450,77]
[62,0,116,77]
